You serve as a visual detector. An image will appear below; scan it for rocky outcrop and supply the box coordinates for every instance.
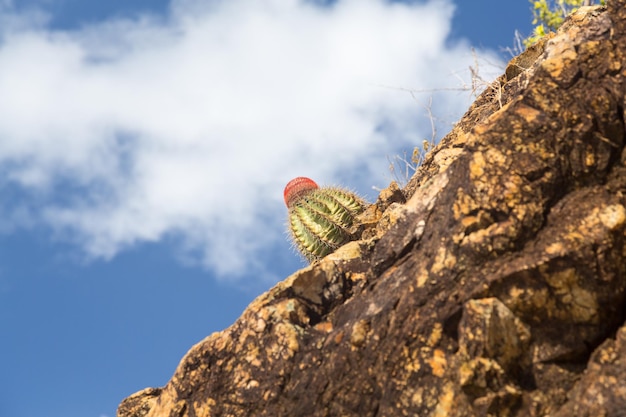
[118,2,626,416]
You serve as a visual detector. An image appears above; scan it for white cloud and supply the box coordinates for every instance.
[0,0,503,281]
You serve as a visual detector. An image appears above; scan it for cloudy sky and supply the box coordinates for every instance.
[0,1,534,416]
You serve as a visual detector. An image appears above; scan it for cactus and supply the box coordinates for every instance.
[284,177,366,262]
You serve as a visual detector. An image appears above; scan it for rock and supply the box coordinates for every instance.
[117,388,161,417]
[118,2,626,416]
[552,325,626,417]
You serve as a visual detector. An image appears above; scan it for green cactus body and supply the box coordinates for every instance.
[284,177,366,262]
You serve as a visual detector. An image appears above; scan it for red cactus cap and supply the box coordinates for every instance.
[284,177,319,207]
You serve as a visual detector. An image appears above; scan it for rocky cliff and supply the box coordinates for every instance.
[118,2,626,416]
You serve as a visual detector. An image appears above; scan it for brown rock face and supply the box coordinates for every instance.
[118,3,626,416]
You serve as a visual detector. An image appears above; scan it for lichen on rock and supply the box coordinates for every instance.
[118,2,626,416]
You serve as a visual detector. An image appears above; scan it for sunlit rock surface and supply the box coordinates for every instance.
[119,3,626,416]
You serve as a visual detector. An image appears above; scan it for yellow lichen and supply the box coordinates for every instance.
[416,269,429,287]
[350,320,369,348]
[427,349,447,378]
[431,246,456,274]
[598,204,626,229]
[403,345,422,373]
[515,103,543,124]
[432,382,455,417]
[541,41,578,79]
[427,322,443,347]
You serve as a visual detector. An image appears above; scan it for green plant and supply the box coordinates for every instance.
[284,177,366,262]
[525,0,605,46]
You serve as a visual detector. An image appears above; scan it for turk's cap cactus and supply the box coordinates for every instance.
[284,177,366,263]
[284,177,319,208]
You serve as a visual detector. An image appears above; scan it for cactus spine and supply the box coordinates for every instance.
[284,177,366,262]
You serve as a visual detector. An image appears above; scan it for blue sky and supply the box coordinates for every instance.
[0,1,533,416]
